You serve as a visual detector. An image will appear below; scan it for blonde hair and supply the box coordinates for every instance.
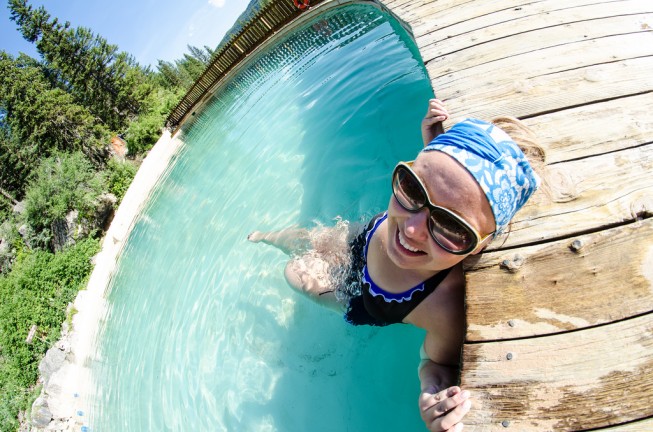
[491,116,545,167]
[491,116,550,199]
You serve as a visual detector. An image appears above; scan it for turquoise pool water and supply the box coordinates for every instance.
[91,4,435,431]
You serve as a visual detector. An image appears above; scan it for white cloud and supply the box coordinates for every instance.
[208,0,226,8]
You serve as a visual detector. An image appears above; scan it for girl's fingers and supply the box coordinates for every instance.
[430,391,469,418]
[428,389,469,419]
[430,399,472,431]
[425,99,448,120]
[422,386,460,408]
[420,386,459,417]
[428,98,446,108]
[446,422,465,432]
[425,110,448,121]
[423,116,446,125]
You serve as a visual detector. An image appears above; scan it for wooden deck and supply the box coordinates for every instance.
[377,0,653,429]
[169,0,653,429]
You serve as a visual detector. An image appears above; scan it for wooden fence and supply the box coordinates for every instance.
[165,0,332,132]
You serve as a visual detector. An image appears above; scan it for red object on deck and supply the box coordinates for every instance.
[293,0,309,10]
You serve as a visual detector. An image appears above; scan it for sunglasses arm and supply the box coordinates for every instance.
[470,233,494,255]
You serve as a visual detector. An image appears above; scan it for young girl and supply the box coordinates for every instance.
[248,99,542,432]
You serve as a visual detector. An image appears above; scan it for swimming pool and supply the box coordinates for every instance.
[90,4,435,430]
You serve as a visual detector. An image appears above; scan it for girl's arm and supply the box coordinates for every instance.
[421,99,449,146]
[417,333,471,431]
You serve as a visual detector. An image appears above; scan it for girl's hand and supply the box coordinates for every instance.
[419,385,471,431]
[421,98,449,146]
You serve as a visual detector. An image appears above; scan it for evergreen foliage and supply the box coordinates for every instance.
[155,45,215,90]
[0,52,110,197]
[105,158,137,203]
[22,153,106,249]
[0,122,25,198]
[0,219,19,274]
[8,0,153,131]
[124,87,182,153]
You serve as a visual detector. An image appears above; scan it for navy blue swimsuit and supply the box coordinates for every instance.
[343,213,452,326]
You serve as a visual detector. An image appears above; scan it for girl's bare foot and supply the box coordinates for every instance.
[247,231,264,242]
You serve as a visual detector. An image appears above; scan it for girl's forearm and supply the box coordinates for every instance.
[419,358,458,393]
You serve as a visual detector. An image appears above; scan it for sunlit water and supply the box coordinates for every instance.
[90,4,435,431]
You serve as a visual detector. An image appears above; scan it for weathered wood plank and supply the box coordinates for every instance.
[386,0,539,33]
[431,27,653,91]
[488,143,653,248]
[460,313,653,431]
[600,418,653,431]
[523,93,653,164]
[435,54,653,127]
[397,0,634,41]
[463,218,653,341]
[421,11,653,69]
[422,13,653,80]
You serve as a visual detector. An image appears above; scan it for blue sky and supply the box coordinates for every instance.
[1,0,250,68]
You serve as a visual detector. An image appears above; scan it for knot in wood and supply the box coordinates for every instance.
[569,239,584,252]
[548,167,578,203]
[630,198,653,220]
[500,254,524,272]
[512,80,533,94]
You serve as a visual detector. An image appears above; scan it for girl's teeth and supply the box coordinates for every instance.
[399,231,422,253]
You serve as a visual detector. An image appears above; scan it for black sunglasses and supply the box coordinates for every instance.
[391,161,493,255]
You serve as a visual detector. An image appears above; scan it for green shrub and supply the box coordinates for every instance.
[105,158,137,203]
[0,238,99,431]
[123,111,163,154]
[22,152,106,249]
[124,87,180,154]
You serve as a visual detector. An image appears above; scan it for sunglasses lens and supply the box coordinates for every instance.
[393,166,426,211]
[429,207,475,253]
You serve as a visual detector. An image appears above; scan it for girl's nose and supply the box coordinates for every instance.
[403,209,430,241]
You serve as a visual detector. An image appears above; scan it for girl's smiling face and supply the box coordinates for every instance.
[385,151,496,274]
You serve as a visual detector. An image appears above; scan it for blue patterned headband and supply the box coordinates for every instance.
[422,118,540,235]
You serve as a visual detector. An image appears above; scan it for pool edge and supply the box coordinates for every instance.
[30,130,186,430]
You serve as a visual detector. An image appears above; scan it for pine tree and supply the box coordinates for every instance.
[188,45,215,64]
[154,45,215,91]
[155,59,186,89]
[8,0,153,131]
[0,52,110,197]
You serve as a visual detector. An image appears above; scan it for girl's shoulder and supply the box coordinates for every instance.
[404,263,465,331]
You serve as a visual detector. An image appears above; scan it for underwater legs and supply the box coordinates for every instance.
[249,225,352,312]
[247,227,312,256]
[283,255,343,312]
